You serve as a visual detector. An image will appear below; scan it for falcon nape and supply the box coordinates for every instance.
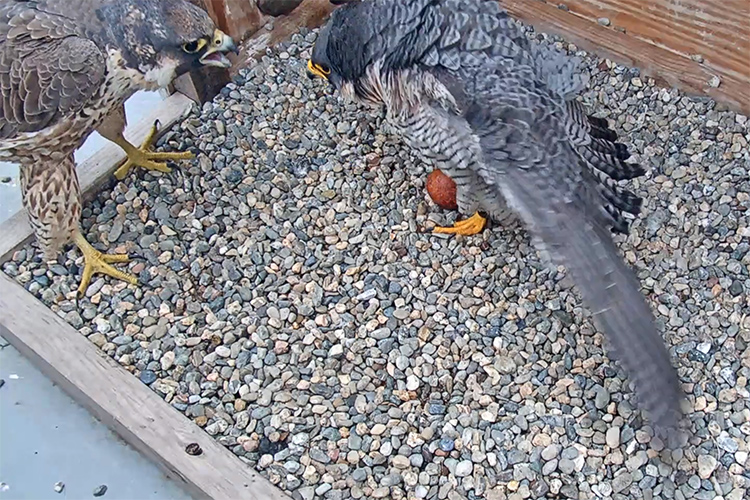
[307,0,685,434]
[0,0,237,297]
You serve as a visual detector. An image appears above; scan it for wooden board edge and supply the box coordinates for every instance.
[0,271,291,500]
[502,0,750,116]
[172,67,233,105]
[0,92,195,264]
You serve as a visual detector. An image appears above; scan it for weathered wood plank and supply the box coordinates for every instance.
[550,0,749,79]
[204,0,263,43]
[0,92,195,264]
[235,0,336,69]
[502,0,750,115]
[0,272,291,500]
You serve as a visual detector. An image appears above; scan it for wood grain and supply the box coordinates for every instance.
[0,272,291,500]
[235,0,336,69]
[502,0,750,115]
[0,93,195,264]
[549,0,749,78]
[205,0,263,42]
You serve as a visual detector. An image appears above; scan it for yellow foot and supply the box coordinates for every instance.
[113,120,194,180]
[73,232,138,298]
[433,212,487,236]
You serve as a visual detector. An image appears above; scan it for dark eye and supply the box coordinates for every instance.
[182,40,202,53]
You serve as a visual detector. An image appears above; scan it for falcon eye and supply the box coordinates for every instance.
[182,39,206,54]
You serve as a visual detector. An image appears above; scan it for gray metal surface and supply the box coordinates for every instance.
[0,338,194,500]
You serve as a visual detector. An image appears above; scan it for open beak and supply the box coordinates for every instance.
[199,29,239,68]
[307,59,330,80]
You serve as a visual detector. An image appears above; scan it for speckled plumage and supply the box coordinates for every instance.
[310,0,684,431]
[0,0,235,292]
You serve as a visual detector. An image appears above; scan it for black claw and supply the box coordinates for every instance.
[128,252,146,262]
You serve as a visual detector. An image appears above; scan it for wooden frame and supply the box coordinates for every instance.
[0,273,290,500]
[503,0,750,115]
[1,0,745,498]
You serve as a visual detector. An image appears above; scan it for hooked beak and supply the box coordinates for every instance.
[307,59,330,80]
[199,29,239,68]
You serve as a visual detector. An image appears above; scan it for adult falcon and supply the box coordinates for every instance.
[0,0,237,296]
[307,0,684,431]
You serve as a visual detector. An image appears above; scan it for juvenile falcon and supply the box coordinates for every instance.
[1,0,237,296]
[308,0,684,431]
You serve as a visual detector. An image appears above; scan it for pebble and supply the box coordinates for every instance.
[606,426,621,448]
[455,460,473,477]
[612,472,633,493]
[698,454,718,479]
[139,370,157,385]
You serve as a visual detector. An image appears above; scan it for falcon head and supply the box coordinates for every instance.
[99,0,239,87]
[307,0,370,91]
[307,0,422,106]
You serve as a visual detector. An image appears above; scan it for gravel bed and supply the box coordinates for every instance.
[3,21,749,500]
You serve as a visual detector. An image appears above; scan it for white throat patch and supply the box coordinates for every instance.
[106,48,180,92]
[141,56,180,89]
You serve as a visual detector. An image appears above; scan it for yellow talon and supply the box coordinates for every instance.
[112,121,194,180]
[433,212,487,236]
[73,232,138,297]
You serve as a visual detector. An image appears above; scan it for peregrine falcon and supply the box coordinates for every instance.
[0,0,237,296]
[308,0,684,431]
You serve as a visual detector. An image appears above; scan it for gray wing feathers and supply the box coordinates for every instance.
[346,0,683,428]
[421,0,682,428]
[529,43,589,99]
[0,1,106,138]
[472,116,683,430]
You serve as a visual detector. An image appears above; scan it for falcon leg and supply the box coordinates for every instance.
[19,157,137,297]
[433,212,487,236]
[73,231,138,298]
[96,104,193,181]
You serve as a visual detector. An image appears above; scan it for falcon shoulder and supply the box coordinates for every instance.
[0,1,106,139]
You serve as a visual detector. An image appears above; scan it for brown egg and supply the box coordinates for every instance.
[426,169,458,210]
